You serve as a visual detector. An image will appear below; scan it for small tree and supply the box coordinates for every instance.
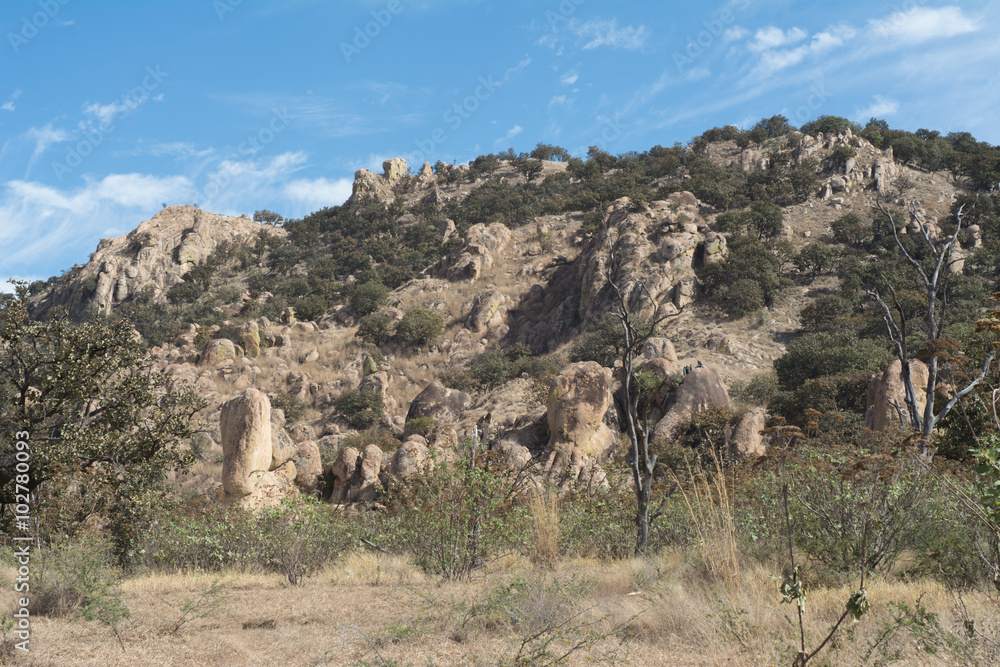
[794,242,834,279]
[602,231,680,555]
[395,308,443,348]
[869,198,994,452]
[253,209,285,226]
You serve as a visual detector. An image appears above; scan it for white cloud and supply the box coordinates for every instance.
[749,26,807,53]
[854,95,899,120]
[575,19,648,50]
[25,124,70,176]
[750,24,856,78]
[283,177,352,209]
[2,88,21,112]
[723,26,748,42]
[494,124,523,147]
[84,101,130,126]
[561,71,579,85]
[549,95,570,111]
[870,5,978,43]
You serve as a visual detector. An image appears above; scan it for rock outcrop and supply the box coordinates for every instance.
[438,223,512,281]
[543,362,616,488]
[34,206,281,320]
[220,388,274,497]
[730,408,767,458]
[405,381,470,428]
[864,359,929,432]
[325,444,384,504]
[508,193,721,353]
[351,158,409,201]
[651,365,732,443]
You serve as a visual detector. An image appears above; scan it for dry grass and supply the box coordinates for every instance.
[529,487,560,568]
[4,548,998,666]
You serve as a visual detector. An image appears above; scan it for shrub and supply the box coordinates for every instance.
[335,388,385,430]
[347,281,389,317]
[79,276,99,300]
[372,450,530,579]
[729,374,779,406]
[395,308,443,348]
[272,391,309,422]
[774,331,889,391]
[794,241,835,279]
[29,538,127,623]
[341,426,400,454]
[469,348,514,390]
[800,295,852,331]
[831,212,872,247]
[355,312,394,347]
[292,294,327,321]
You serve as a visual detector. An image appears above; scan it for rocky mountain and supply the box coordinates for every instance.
[24,124,993,506]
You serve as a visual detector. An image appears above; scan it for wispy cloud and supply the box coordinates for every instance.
[748,26,807,53]
[25,123,70,177]
[854,95,899,120]
[561,70,579,85]
[494,124,523,147]
[576,18,648,50]
[749,24,856,78]
[2,89,21,112]
[283,177,352,209]
[870,5,978,44]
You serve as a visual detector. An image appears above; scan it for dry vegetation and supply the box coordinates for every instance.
[3,550,997,666]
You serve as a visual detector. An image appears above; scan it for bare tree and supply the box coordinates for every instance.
[869,197,994,452]
[603,231,679,555]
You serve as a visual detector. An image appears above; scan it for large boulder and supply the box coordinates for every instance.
[546,361,616,459]
[466,287,508,334]
[651,365,732,443]
[293,440,323,494]
[389,435,429,479]
[405,381,470,426]
[730,408,767,458]
[443,223,512,281]
[199,338,238,366]
[220,388,274,497]
[864,359,929,432]
[326,444,384,504]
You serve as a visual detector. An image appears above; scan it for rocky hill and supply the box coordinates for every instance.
[25,123,994,506]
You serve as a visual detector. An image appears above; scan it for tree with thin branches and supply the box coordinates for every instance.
[868,197,994,453]
[602,230,680,555]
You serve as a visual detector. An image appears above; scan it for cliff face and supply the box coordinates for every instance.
[34,205,283,320]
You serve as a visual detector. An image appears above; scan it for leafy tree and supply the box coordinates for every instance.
[774,331,890,392]
[347,281,389,317]
[702,235,789,317]
[253,209,285,226]
[355,312,394,347]
[831,212,872,248]
[800,116,862,136]
[752,114,794,139]
[530,143,571,162]
[861,118,889,149]
[800,295,852,332]
[794,242,835,279]
[569,312,657,368]
[335,389,384,431]
[394,308,443,348]
[716,201,784,240]
[0,285,205,566]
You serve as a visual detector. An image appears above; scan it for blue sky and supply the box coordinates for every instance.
[2,0,998,289]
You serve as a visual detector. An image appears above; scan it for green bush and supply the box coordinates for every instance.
[774,331,889,392]
[469,348,514,390]
[800,295,852,331]
[347,281,389,317]
[729,374,779,406]
[831,212,872,247]
[395,308,443,348]
[570,312,656,367]
[272,391,309,422]
[371,450,529,579]
[355,312,394,347]
[794,242,835,279]
[341,426,400,454]
[292,294,327,322]
[335,388,385,430]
